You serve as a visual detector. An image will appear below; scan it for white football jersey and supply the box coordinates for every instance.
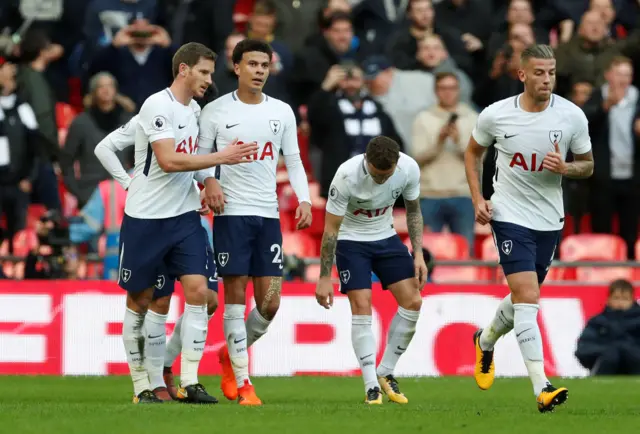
[198,91,300,219]
[125,89,202,219]
[325,153,421,242]
[473,93,592,231]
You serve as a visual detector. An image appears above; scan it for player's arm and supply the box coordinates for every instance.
[319,178,349,278]
[564,150,594,179]
[94,119,136,190]
[464,136,488,204]
[545,111,594,179]
[402,160,424,256]
[464,109,494,225]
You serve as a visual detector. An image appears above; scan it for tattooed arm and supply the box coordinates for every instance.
[404,198,424,256]
[563,150,594,179]
[319,212,344,278]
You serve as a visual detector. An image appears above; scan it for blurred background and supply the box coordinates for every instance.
[0,0,639,378]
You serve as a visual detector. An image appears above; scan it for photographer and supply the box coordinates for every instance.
[24,209,79,279]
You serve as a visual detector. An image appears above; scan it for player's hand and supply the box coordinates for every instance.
[218,138,259,164]
[295,201,312,230]
[542,142,567,175]
[473,198,492,225]
[203,178,225,214]
[315,277,334,309]
[414,254,428,289]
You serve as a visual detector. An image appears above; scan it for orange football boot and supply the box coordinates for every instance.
[237,379,262,406]
[218,345,238,400]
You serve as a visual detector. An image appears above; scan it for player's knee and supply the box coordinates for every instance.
[348,292,373,315]
[126,288,154,313]
[404,293,422,312]
[183,281,209,305]
[150,296,171,315]
[260,297,280,321]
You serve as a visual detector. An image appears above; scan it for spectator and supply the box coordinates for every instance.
[301,0,352,49]
[213,32,248,98]
[307,64,402,197]
[275,0,340,52]
[88,18,174,110]
[351,0,408,57]
[416,35,473,104]
[16,28,63,210]
[411,72,477,253]
[386,0,471,74]
[575,279,640,375]
[583,56,640,259]
[292,11,359,107]
[363,55,435,155]
[245,1,294,105]
[0,59,39,253]
[60,72,134,209]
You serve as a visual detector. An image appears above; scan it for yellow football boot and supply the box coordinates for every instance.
[378,375,408,404]
[537,384,568,413]
[365,387,383,404]
[473,329,495,390]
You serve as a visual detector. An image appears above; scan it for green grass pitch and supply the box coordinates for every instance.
[1,376,639,434]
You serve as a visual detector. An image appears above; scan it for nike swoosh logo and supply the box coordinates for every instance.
[226,123,239,129]
[193,339,206,344]
[504,133,517,139]
[397,346,407,351]
[178,124,186,129]
[356,200,367,204]
[234,337,246,344]
[360,353,373,360]
[516,327,532,338]
[147,334,163,339]
[209,277,217,282]
[129,351,140,355]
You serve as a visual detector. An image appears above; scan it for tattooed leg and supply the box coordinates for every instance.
[246,276,282,347]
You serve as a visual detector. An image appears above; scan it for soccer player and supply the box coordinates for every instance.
[117,42,258,404]
[464,44,594,413]
[198,39,312,406]
[94,113,218,402]
[315,136,427,404]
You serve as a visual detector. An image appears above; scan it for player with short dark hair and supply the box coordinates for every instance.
[117,41,257,404]
[198,38,312,406]
[464,44,594,412]
[315,136,427,404]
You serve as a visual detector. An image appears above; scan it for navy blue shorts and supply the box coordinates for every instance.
[118,211,209,293]
[491,220,561,285]
[212,216,283,277]
[335,235,415,293]
[152,238,219,300]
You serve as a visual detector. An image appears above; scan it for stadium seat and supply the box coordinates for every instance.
[12,230,38,257]
[282,232,317,258]
[26,205,46,229]
[393,209,408,237]
[304,263,339,282]
[405,232,477,282]
[55,102,77,129]
[560,234,632,283]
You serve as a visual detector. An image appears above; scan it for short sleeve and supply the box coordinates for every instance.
[402,157,421,201]
[324,169,350,217]
[139,96,174,143]
[109,115,138,151]
[569,109,592,155]
[280,104,300,156]
[471,106,495,147]
[198,102,218,150]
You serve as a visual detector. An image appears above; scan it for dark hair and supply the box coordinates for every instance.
[172,42,217,78]
[231,39,273,65]
[20,29,51,63]
[520,44,554,65]
[254,0,277,16]
[321,11,352,30]
[435,71,459,85]
[609,279,634,295]
[365,136,400,170]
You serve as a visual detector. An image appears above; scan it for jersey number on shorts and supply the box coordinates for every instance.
[270,244,283,265]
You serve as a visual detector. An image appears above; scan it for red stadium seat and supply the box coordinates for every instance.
[404,232,476,282]
[12,230,38,257]
[560,234,632,282]
[55,102,77,129]
[304,263,339,282]
[282,232,317,258]
[393,209,408,237]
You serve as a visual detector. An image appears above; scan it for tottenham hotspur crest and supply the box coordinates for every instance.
[549,130,562,146]
[340,270,350,284]
[218,252,229,267]
[501,240,513,255]
[269,120,281,134]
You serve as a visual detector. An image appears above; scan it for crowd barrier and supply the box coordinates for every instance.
[1,281,637,377]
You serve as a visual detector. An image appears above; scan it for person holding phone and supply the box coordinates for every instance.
[411,71,478,254]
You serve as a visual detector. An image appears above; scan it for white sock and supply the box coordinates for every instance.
[246,308,271,347]
[179,303,208,388]
[165,313,214,369]
[513,303,549,396]
[224,304,250,388]
[351,315,378,393]
[122,308,150,395]
[479,294,515,351]
[376,307,420,378]
[143,309,168,390]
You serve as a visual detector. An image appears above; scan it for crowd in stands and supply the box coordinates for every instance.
[0,0,640,282]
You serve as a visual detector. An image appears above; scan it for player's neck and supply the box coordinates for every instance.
[236,87,263,105]
[519,92,550,113]
[169,82,193,106]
